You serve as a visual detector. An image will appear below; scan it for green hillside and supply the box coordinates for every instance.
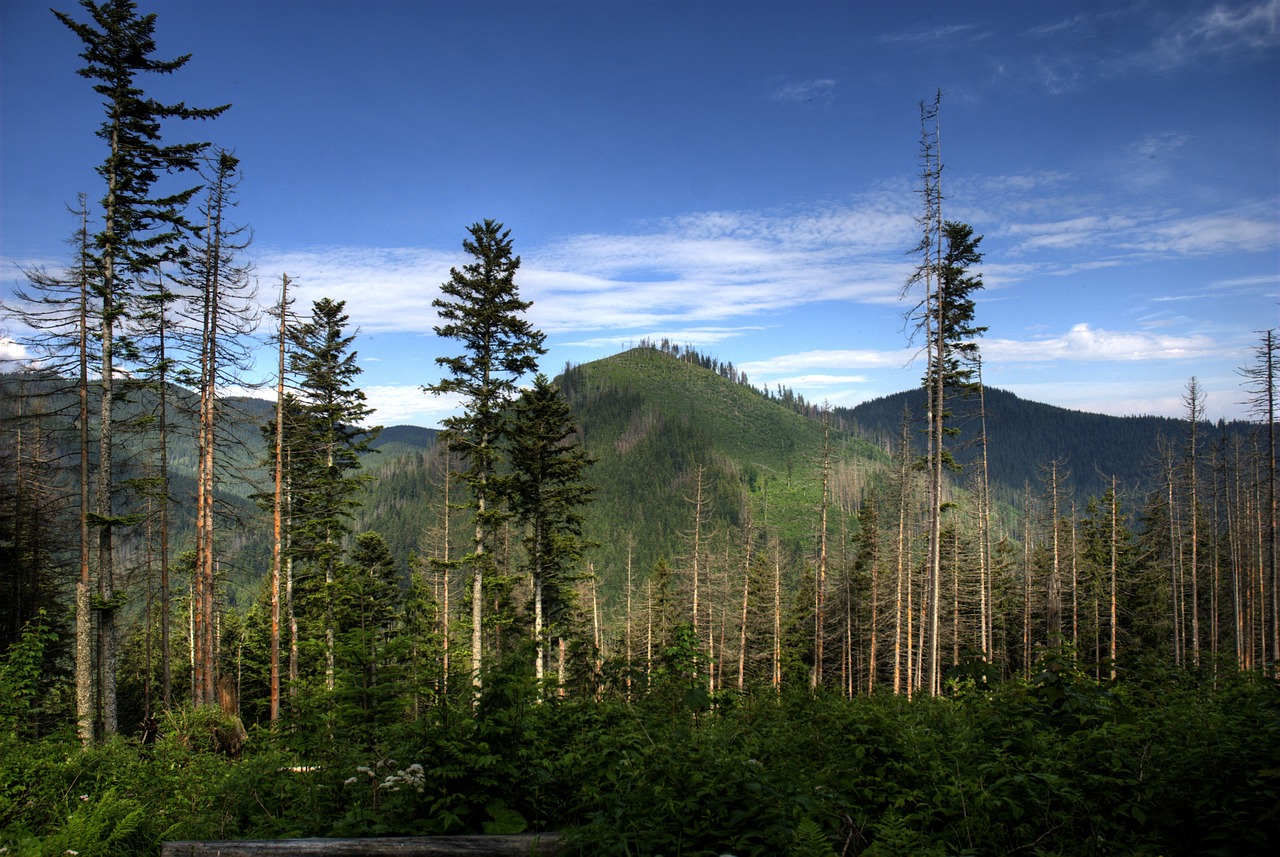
[555,347,888,598]
[347,347,891,602]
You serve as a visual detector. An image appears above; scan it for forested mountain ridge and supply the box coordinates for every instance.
[7,351,1260,595]
[554,347,887,596]
[843,385,1260,504]
[347,346,890,602]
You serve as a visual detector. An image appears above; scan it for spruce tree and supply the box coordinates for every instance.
[54,0,229,738]
[508,374,595,689]
[425,220,546,694]
[285,298,380,691]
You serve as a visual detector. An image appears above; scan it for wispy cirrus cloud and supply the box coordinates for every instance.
[254,245,459,335]
[769,78,837,105]
[241,170,1273,382]
[1126,212,1279,255]
[879,23,988,45]
[1141,0,1280,69]
[1002,215,1140,252]
[249,201,920,347]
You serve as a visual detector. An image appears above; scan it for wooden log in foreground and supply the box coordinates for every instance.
[162,833,563,856]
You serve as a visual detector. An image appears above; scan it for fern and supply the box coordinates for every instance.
[789,815,834,857]
[40,788,154,857]
[863,810,945,857]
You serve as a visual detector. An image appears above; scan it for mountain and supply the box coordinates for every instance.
[350,347,889,600]
[554,347,887,596]
[841,386,1260,505]
[6,351,1266,609]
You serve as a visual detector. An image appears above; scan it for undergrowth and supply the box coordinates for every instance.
[1,658,1277,856]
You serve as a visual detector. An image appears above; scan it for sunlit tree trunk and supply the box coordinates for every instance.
[73,197,95,744]
[1110,478,1119,679]
[814,413,830,688]
[269,274,289,721]
[738,519,751,692]
[1185,378,1205,667]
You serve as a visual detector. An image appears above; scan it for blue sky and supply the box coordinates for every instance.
[2,0,1277,427]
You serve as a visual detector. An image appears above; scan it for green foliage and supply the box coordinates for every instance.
[160,704,246,757]
[0,610,58,736]
[37,788,149,857]
[789,815,835,857]
[1,663,1276,855]
[560,347,887,598]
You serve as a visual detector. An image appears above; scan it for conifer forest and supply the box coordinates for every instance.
[1,2,1278,855]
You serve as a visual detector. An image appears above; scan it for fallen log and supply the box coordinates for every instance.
[161,833,564,856]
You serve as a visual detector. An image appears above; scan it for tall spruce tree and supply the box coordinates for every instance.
[285,298,380,691]
[54,0,229,738]
[425,220,546,695]
[508,374,595,690]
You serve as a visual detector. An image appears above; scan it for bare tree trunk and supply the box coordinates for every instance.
[75,196,94,744]
[156,286,172,712]
[1070,504,1079,650]
[1165,447,1183,666]
[287,462,298,693]
[924,94,945,698]
[1110,477,1119,679]
[97,129,121,738]
[626,538,634,697]
[534,572,544,687]
[951,528,960,664]
[893,409,911,695]
[472,470,486,698]
[738,520,751,692]
[1047,462,1063,647]
[815,414,830,688]
[772,536,782,693]
[270,274,288,722]
[1023,484,1033,678]
[869,520,880,696]
[441,463,452,697]
[1227,445,1243,668]
[645,578,652,679]
[977,361,993,659]
[1186,378,1204,667]
[690,465,705,683]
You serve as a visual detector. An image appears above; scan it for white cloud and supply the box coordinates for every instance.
[769,78,837,104]
[741,348,916,377]
[879,23,987,45]
[1130,213,1279,255]
[984,323,1219,363]
[1002,215,1138,252]
[253,245,458,335]
[0,336,29,365]
[1209,272,1280,289]
[1141,0,1280,70]
[242,184,1273,368]
[365,385,463,427]
[1131,131,1190,159]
